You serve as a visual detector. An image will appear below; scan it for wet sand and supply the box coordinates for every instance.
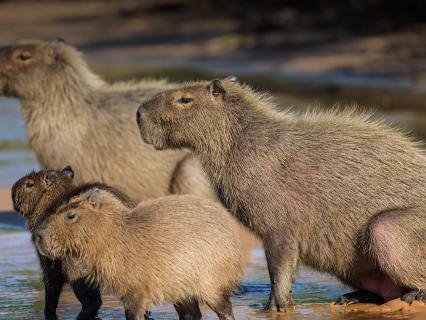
[0,186,12,211]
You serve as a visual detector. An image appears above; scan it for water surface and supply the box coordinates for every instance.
[0,98,38,186]
[0,226,421,320]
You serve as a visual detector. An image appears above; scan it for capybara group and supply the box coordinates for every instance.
[137,78,426,310]
[12,167,102,320]
[0,40,213,202]
[36,184,243,320]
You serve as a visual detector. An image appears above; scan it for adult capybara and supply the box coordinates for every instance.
[11,166,102,320]
[35,184,243,320]
[136,78,426,311]
[0,39,214,201]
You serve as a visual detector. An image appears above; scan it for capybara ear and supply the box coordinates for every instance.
[56,36,66,43]
[86,189,103,209]
[208,79,226,98]
[43,42,60,63]
[62,165,75,179]
[44,170,59,185]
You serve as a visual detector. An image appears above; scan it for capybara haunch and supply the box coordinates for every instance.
[136,78,426,311]
[0,40,213,201]
[12,167,102,320]
[35,185,243,320]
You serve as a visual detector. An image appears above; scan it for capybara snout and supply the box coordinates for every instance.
[137,98,170,150]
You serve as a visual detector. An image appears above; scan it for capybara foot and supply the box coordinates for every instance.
[262,303,293,312]
[144,310,153,320]
[335,290,384,305]
[45,314,58,320]
[262,295,275,312]
[402,290,426,304]
[263,292,293,312]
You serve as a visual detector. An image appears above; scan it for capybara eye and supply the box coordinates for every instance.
[65,212,77,222]
[25,180,34,188]
[16,51,32,62]
[177,97,193,104]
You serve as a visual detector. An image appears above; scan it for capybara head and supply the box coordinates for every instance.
[137,77,240,150]
[0,39,93,98]
[35,187,127,259]
[12,166,75,218]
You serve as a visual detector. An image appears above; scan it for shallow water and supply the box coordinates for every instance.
[0,226,422,320]
[0,98,38,186]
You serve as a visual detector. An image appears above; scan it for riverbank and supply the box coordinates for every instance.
[0,0,425,93]
[0,187,12,211]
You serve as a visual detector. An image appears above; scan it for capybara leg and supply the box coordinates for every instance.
[71,278,102,320]
[44,277,65,320]
[264,240,298,311]
[174,299,202,320]
[335,290,384,305]
[367,208,426,299]
[42,259,67,320]
[207,295,235,320]
[402,290,426,304]
[124,307,149,320]
[169,154,216,200]
[123,295,150,320]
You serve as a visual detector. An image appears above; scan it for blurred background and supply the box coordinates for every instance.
[0,0,426,186]
[0,1,425,319]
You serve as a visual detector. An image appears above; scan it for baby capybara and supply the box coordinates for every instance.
[35,184,243,320]
[136,78,426,311]
[12,166,102,320]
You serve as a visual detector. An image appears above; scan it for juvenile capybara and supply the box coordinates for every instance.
[11,166,102,320]
[136,78,426,311]
[0,40,214,201]
[35,184,243,320]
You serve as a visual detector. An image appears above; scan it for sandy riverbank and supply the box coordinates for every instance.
[0,187,12,211]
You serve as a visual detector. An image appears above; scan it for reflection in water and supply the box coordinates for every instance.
[0,228,420,320]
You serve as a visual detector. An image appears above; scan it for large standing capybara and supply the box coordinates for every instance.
[11,166,102,320]
[136,78,426,311]
[0,40,214,201]
[35,184,243,320]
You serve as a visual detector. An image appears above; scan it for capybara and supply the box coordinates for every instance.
[35,184,243,320]
[11,166,102,320]
[136,78,426,311]
[0,40,214,201]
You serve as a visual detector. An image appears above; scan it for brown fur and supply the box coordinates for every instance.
[11,167,102,320]
[137,78,426,309]
[12,167,75,232]
[36,186,243,320]
[0,40,213,202]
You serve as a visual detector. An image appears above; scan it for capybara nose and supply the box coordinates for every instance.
[35,232,43,244]
[136,106,142,125]
[136,105,147,129]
